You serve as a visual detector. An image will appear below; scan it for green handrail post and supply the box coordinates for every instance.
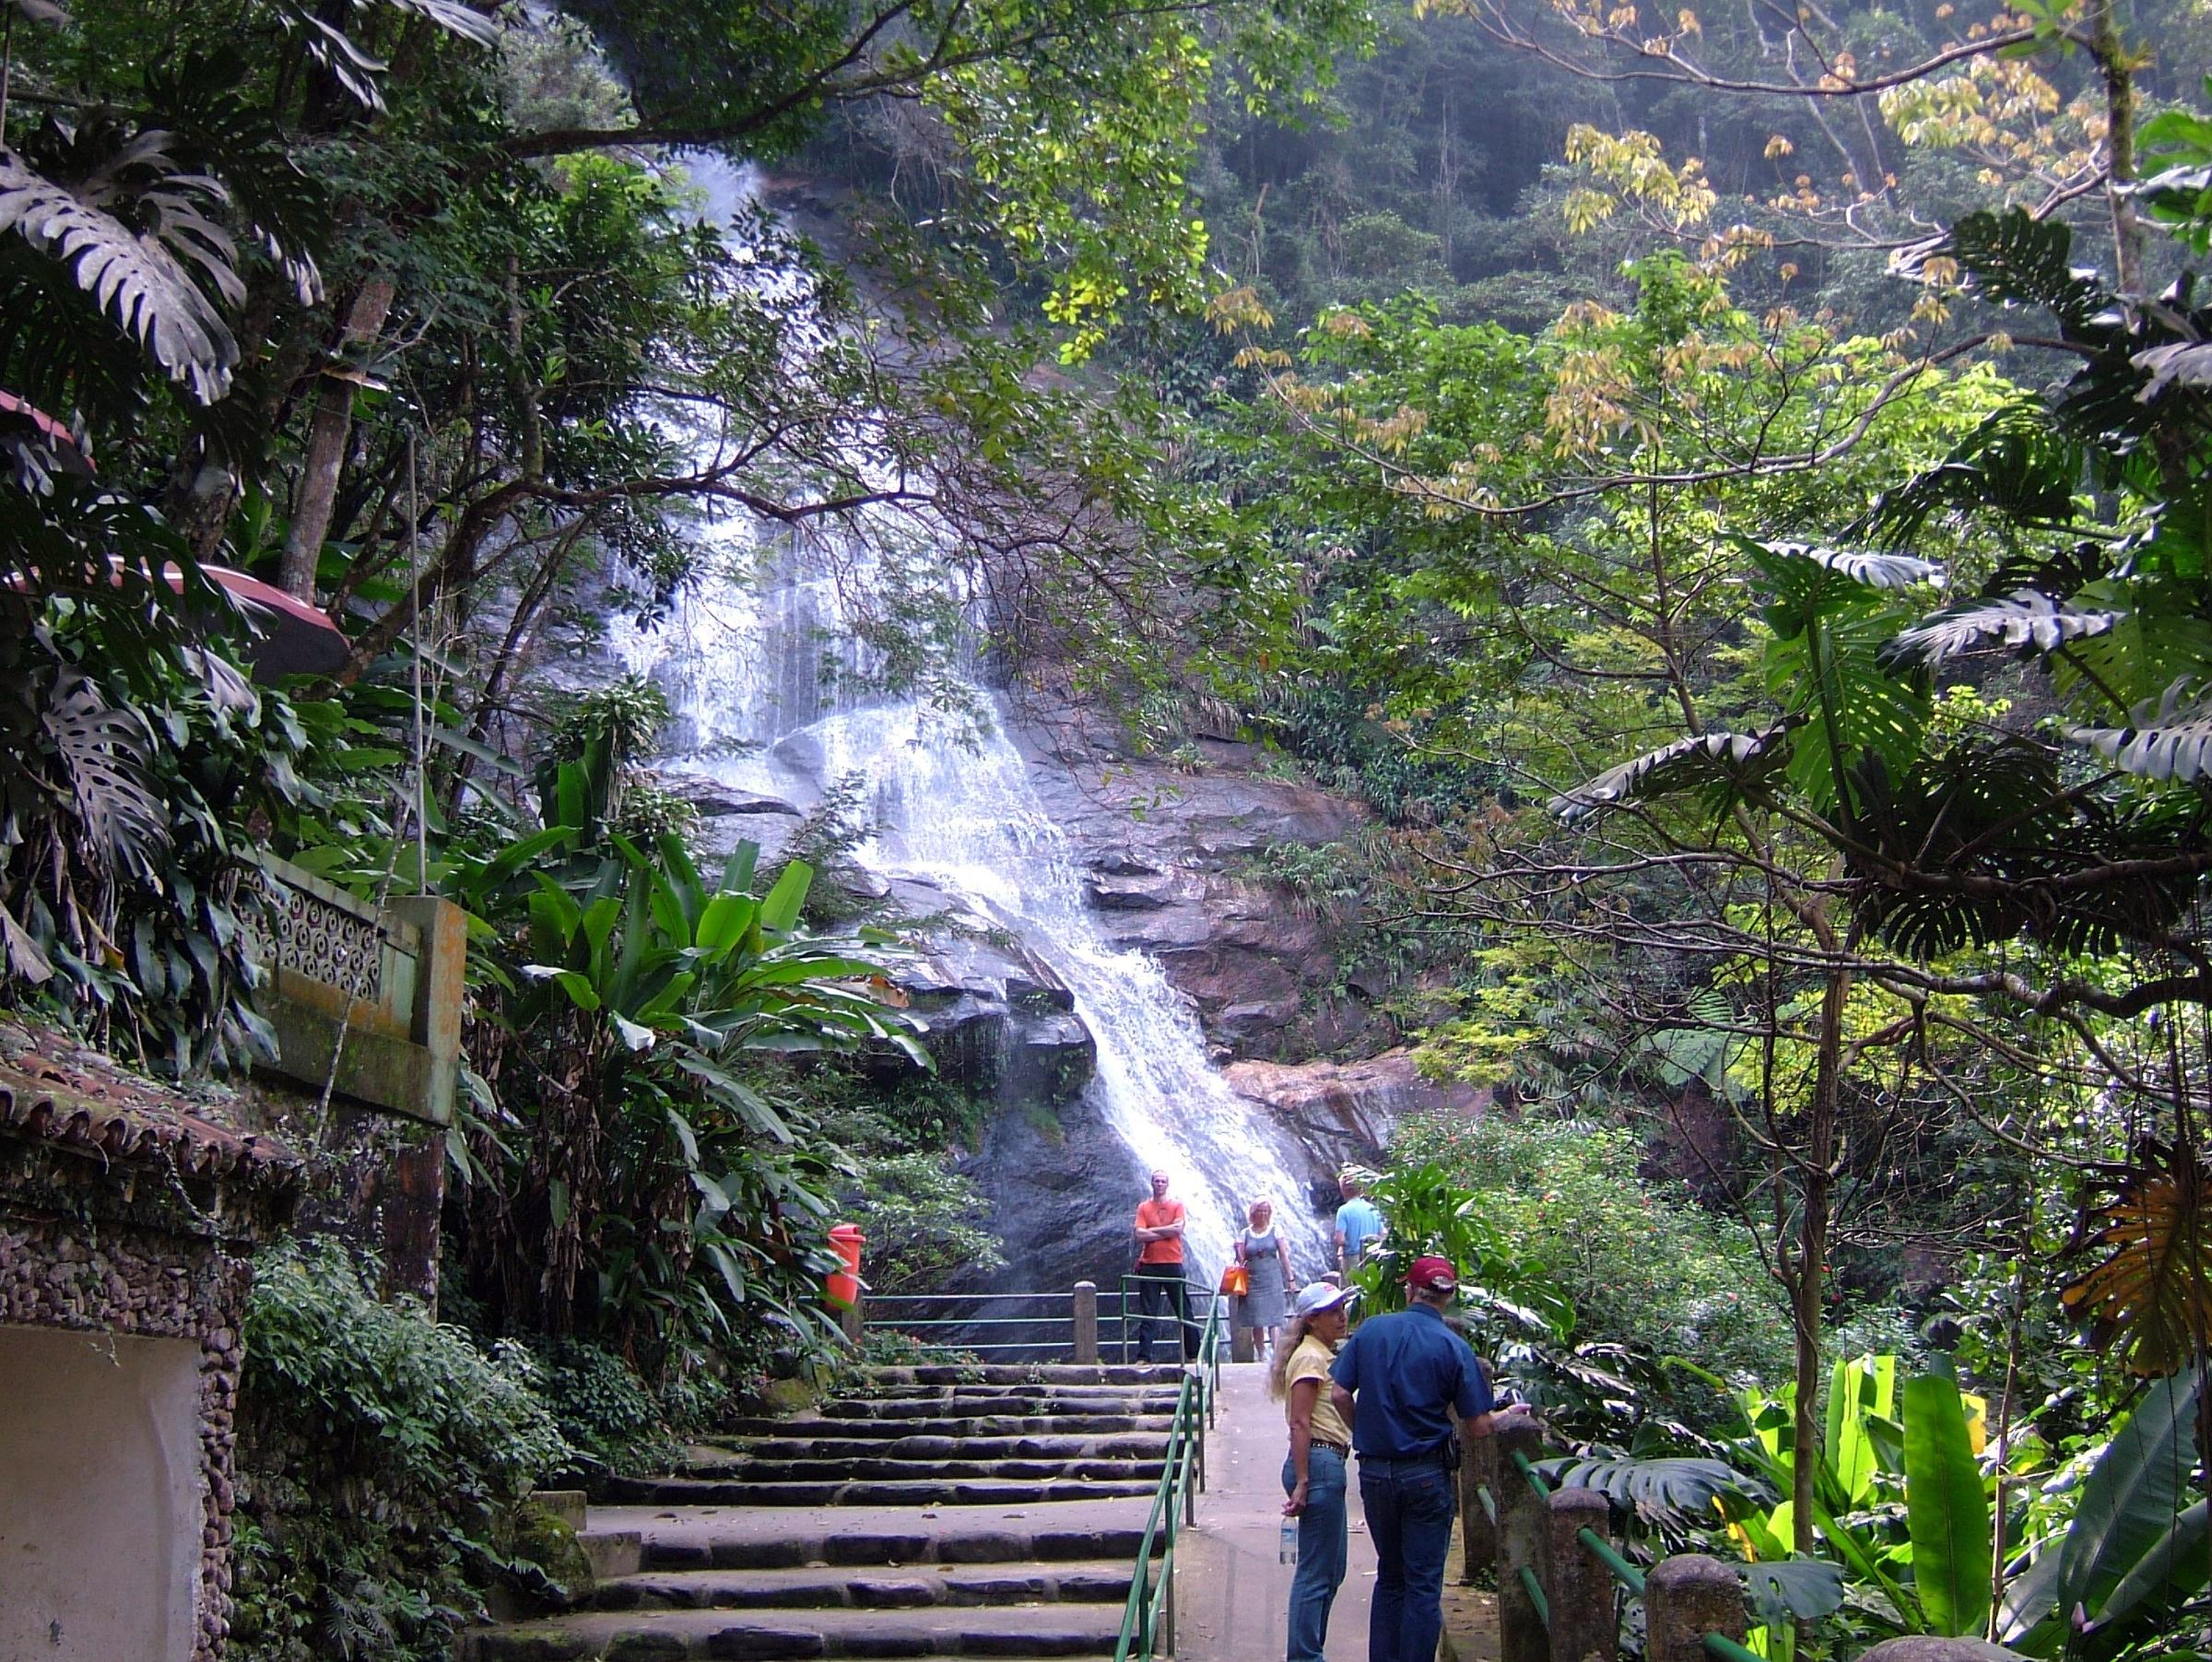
[1518,1564,1551,1629]
[1112,1282,1219,1662]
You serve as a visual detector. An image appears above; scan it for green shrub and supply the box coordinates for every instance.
[841,1152,1007,1294]
[1389,1114,1791,1397]
[231,1244,571,1662]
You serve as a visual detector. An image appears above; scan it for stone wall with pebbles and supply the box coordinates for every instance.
[0,1028,298,1662]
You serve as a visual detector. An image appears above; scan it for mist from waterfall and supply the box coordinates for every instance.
[614,157,1330,1287]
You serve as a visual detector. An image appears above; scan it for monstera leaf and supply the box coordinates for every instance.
[1943,207,2103,332]
[2069,688,2212,784]
[1550,727,1793,822]
[41,668,167,870]
[0,143,240,400]
[1542,1455,1771,1524]
[1865,402,2087,547]
[2061,1140,2212,1377]
[1884,590,2122,670]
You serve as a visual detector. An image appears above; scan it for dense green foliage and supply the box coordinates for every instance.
[233,1245,571,1662]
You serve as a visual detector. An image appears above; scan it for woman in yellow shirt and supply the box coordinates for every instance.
[1268,1281,1358,1662]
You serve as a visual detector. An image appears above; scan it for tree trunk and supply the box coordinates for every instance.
[280,277,396,600]
[2088,0,2144,294]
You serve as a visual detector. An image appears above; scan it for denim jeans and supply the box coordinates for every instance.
[1281,1445,1349,1662]
[1359,1455,1457,1662]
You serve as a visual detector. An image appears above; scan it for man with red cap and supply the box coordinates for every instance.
[1329,1255,1527,1662]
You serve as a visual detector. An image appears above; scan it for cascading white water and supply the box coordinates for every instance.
[614,159,1331,1287]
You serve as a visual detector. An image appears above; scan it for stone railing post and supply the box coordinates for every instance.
[1544,1486,1617,1662]
[840,1293,864,1346]
[1231,1319,1255,1364]
[1496,1417,1549,1662]
[1073,1280,1100,1363]
[1646,1555,1747,1662]
[1462,1415,1500,1581]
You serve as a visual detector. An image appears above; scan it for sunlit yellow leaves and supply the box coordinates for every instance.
[1317,308,1373,338]
[1231,345,1293,369]
[1561,124,1717,233]
[1677,6,1700,29]
[1764,135,1794,159]
[1357,404,1430,454]
[1206,284,1276,333]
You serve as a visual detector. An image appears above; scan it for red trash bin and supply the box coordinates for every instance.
[826,1223,865,1308]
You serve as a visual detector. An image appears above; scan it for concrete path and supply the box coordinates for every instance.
[1174,1360,1377,1662]
[1174,1361,1500,1662]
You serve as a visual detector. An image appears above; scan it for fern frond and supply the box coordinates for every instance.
[2070,701,2212,784]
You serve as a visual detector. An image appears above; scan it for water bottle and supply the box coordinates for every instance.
[1279,1518,1299,1566]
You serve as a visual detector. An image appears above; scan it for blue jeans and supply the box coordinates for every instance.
[1281,1446,1349,1662]
[1359,1455,1457,1662]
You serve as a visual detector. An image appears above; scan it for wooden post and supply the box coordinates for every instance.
[1073,1280,1100,1364]
[1462,1413,1500,1581]
[1543,1487,1617,1662]
[1645,1555,1746,1662]
[1496,1417,1549,1662]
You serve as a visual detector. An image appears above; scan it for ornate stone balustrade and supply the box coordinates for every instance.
[247,856,464,1126]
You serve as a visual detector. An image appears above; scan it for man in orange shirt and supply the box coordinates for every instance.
[1132,1169,1197,1362]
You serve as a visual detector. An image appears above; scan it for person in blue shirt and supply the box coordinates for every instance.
[1334,1171,1385,1277]
[1329,1255,1529,1662]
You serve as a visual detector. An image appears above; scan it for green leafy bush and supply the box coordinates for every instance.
[841,1152,1007,1295]
[231,1244,571,1662]
[1389,1114,1791,1396]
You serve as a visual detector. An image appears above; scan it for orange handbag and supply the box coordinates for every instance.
[1220,1263,1250,1297]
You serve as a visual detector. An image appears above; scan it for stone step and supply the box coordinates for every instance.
[461,1603,1130,1660]
[690,1433,1166,1466]
[714,1414,1174,1441]
[861,1364,1188,1387]
[818,1395,1181,1420]
[840,1384,1185,1407]
[674,1456,1169,1485]
[586,1500,1155,1573]
[582,1559,1139,1612]
[604,1474,1161,1508]
[462,1610,1124,1662]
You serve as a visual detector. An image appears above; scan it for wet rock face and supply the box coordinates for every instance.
[1220,1051,1488,1208]
[1010,717,1372,1061]
[872,877,1097,1106]
[950,1083,1155,1298]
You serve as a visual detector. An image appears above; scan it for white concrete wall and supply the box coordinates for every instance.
[0,1325,203,1660]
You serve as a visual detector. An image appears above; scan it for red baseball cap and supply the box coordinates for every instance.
[1406,1255,1459,1293]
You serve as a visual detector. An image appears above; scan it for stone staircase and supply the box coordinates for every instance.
[465,1362,1188,1661]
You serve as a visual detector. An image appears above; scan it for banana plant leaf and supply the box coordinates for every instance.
[1903,1372,1993,1638]
[2041,1373,2201,1640]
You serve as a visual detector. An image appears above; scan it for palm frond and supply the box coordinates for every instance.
[1549,727,1792,822]
[2069,686,2212,783]
[2060,1140,2212,1378]
[1883,590,2122,671]
[1863,402,2085,547]
[0,145,239,400]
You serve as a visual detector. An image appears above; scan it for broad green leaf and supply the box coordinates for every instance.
[722,840,760,896]
[759,858,814,934]
[1903,1372,1993,1638]
[697,893,759,956]
[2053,1373,2200,1626]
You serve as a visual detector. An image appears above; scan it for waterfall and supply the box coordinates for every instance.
[613,159,1331,1289]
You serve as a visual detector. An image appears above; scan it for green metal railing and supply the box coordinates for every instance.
[1477,1446,1759,1662]
[857,1282,1220,1363]
[1111,1294,1224,1662]
[862,1291,1085,1354]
